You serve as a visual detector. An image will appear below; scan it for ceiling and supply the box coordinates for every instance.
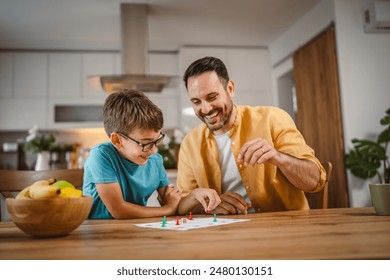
[0,0,321,52]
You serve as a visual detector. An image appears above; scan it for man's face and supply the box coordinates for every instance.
[187,71,235,135]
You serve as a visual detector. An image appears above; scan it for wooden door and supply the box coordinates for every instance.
[293,25,349,208]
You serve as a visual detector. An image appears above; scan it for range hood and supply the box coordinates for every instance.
[89,4,170,93]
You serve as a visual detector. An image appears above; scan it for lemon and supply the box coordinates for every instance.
[59,188,82,198]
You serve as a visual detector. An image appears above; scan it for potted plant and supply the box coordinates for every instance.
[24,126,56,170]
[345,108,390,215]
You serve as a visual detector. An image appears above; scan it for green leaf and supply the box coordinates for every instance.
[378,127,390,144]
[345,150,380,179]
[24,134,56,153]
[345,108,390,183]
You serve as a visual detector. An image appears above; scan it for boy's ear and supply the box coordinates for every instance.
[110,133,122,148]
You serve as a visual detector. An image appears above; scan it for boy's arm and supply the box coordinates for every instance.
[96,183,181,219]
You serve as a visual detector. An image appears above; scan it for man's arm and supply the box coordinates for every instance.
[237,137,321,192]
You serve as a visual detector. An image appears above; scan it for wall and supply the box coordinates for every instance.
[269,0,390,207]
[334,0,390,206]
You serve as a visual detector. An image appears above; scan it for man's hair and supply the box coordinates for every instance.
[183,56,230,90]
[103,90,163,137]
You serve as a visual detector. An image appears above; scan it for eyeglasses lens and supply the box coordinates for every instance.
[143,134,165,152]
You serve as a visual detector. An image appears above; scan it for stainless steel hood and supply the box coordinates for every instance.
[90,4,170,93]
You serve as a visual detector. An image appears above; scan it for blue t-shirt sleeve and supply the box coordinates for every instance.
[87,144,118,184]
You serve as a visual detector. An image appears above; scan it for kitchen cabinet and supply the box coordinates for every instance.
[0,51,182,130]
[48,53,82,98]
[0,98,47,130]
[0,53,13,98]
[82,53,116,100]
[0,48,271,131]
[14,53,47,98]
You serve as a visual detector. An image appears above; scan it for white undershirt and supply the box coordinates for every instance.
[214,132,253,212]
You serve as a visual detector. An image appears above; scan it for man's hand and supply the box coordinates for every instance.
[191,188,221,212]
[213,192,251,215]
[237,137,281,167]
[237,138,321,192]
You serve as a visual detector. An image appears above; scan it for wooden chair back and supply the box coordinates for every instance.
[0,169,84,221]
[305,161,332,209]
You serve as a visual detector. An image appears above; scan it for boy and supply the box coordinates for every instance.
[83,90,182,219]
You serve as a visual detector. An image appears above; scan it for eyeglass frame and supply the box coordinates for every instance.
[115,132,165,152]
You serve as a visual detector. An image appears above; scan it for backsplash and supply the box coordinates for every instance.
[0,127,177,170]
[1,128,107,170]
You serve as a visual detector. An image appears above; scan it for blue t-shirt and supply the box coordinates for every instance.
[83,142,170,219]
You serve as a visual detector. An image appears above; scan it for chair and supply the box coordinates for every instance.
[305,161,332,209]
[0,169,84,221]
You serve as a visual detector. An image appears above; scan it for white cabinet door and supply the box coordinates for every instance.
[14,53,48,98]
[48,53,82,98]
[0,53,13,98]
[148,52,180,128]
[0,99,47,130]
[82,53,116,100]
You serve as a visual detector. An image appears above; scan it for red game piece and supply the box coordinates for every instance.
[176,216,180,225]
[189,212,193,220]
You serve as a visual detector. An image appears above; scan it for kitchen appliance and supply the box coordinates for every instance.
[88,3,171,93]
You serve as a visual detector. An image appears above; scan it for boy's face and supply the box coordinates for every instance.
[113,129,162,166]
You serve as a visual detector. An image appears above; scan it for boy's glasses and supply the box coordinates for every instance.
[116,132,165,152]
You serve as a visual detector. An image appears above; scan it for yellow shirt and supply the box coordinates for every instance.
[177,105,326,212]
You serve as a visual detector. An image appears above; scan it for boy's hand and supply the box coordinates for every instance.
[160,184,181,215]
[191,188,221,213]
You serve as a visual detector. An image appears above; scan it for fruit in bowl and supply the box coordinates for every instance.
[6,179,92,238]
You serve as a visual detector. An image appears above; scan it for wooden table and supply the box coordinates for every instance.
[0,207,389,260]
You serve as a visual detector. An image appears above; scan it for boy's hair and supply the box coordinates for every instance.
[103,90,163,137]
[183,56,230,90]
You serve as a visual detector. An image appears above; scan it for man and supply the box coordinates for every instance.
[177,56,326,215]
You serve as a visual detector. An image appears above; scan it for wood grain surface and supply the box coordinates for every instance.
[0,207,389,260]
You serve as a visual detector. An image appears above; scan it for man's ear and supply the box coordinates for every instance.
[227,79,235,98]
[110,133,122,148]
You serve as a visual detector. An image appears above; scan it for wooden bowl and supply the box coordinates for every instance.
[6,196,92,238]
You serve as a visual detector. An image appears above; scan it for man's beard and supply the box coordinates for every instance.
[200,99,234,132]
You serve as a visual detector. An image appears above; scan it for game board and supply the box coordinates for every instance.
[134,216,250,231]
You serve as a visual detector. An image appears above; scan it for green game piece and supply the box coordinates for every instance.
[162,216,167,227]
[213,213,217,222]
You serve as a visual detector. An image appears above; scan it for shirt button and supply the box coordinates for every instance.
[245,185,251,190]
[231,141,235,145]
[239,164,243,169]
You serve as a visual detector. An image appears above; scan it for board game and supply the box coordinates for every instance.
[134,216,250,231]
